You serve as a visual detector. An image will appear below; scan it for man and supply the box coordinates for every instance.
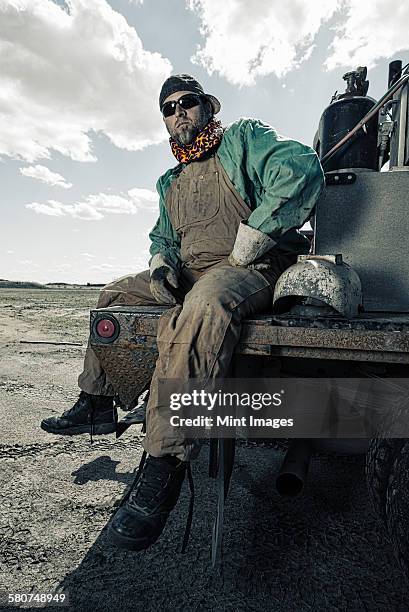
[41,74,324,551]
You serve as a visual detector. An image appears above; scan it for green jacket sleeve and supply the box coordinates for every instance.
[148,175,181,271]
[242,119,325,239]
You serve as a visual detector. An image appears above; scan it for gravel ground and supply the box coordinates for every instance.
[0,288,408,612]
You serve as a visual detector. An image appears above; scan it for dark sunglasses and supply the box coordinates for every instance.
[161,93,202,118]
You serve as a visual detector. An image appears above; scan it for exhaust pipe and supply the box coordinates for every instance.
[276,439,312,497]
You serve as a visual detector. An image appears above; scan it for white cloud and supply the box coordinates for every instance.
[90,263,115,271]
[187,0,409,86]
[187,0,339,85]
[89,261,139,274]
[325,1,409,70]
[0,0,172,162]
[26,186,159,220]
[51,263,73,271]
[26,200,68,218]
[19,164,72,189]
[18,259,39,267]
[128,187,160,210]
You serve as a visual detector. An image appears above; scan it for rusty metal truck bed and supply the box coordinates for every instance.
[89,306,409,408]
[91,306,409,363]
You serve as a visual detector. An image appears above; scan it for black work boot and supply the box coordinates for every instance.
[109,455,186,551]
[40,391,117,436]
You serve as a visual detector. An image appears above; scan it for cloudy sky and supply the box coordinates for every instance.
[2,0,409,284]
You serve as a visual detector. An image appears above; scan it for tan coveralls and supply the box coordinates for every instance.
[78,153,296,460]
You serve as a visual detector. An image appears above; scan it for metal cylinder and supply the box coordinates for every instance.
[276,439,312,497]
[388,60,402,87]
[317,96,379,171]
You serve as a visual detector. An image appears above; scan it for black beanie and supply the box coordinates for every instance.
[159,74,221,114]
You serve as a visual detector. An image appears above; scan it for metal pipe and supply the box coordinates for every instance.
[276,439,312,497]
[397,82,408,167]
[321,73,409,168]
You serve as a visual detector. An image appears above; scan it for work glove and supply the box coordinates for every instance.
[149,253,180,305]
[228,221,276,269]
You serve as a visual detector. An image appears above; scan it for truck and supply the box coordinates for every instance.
[89,61,409,571]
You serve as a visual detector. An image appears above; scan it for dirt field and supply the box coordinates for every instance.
[0,288,408,611]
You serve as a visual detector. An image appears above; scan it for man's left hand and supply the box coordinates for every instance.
[228,221,276,267]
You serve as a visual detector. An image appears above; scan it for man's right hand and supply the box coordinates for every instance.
[149,253,180,305]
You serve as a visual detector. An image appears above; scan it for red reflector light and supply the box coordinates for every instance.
[96,319,116,338]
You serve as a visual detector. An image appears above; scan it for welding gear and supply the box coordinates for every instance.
[273,255,362,319]
[228,221,276,268]
[149,253,180,305]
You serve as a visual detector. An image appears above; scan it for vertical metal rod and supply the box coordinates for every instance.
[397,83,408,167]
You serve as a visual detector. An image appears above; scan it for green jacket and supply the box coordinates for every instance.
[149,118,325,270]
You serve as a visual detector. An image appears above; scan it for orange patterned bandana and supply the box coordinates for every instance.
[170,119,224,163]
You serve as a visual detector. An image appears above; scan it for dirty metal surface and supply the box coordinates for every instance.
[315,170,409,312]
[239,324,409,363]
[93,345,157,409]
[273,254,362,319]
[90,307,409,363]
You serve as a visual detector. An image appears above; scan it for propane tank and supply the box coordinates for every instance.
[315,67,379,171]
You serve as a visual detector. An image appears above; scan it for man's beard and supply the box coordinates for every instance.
[174,123,199,146]
[170,107,210,146]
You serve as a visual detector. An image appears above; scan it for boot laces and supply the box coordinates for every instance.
[61,392,95,444]
[61,391,89,419]
[128,458,175,512]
